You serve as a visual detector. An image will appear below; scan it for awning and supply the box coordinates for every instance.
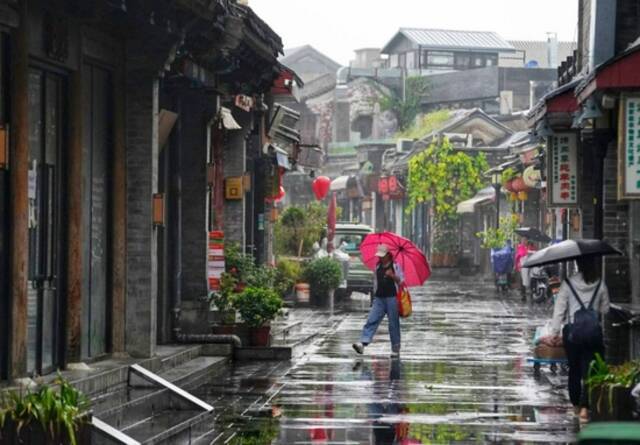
[219,107,241,130]
[577,43,640,103]
[457,187,495,214]
[330,176,349,191]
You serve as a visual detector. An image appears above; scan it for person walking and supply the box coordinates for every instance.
[515,238,537,301]
[549,256,610,422]
[353,244,404,356]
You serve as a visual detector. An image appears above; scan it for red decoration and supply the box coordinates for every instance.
[511,177,530,193]
[312,176,331,200]
[388,176,398,193]
[378,177,389,194]
[275,185,286,202]
[504,179,516,193]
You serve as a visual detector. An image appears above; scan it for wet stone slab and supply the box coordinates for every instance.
[192,280,578,444]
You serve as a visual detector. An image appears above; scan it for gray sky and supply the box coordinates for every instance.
[249,0,579,65]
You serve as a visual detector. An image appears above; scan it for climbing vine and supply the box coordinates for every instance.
[407,138,489,253]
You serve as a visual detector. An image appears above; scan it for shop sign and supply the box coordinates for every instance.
[548,133,578,206]
[619,95,640,198]
[225,176,244,200]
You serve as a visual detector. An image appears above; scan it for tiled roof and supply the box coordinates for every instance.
[383,28,515,53]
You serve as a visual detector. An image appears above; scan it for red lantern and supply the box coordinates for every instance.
[511,177,526,192]
[275,185,286,202]
[504,179,515,193]
[312,176,331,200]
[378,177,389,194]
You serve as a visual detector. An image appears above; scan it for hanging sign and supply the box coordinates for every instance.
[619,95,640,199]
[548,133,578,206]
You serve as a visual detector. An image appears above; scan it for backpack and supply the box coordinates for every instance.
[566,279,603,347]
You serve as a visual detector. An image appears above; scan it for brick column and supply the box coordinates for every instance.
[223,109,252,248]
[125,69,159,358]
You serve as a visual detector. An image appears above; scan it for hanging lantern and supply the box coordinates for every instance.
[504,179,516,193]
[275,185,286,202]
[510,192,518,202]
[312,176,331,200]
[511,177,524,192]
[517,190,528,201]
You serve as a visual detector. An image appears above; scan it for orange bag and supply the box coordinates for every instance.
[396,284,412,318]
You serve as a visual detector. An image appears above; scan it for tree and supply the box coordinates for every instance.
[380,76,430,131]
[407,138,489,254]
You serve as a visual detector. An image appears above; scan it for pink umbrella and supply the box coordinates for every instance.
[359,232,431,287]
[327,192,337,253]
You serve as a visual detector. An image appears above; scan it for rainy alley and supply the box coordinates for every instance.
[192,279,577,444]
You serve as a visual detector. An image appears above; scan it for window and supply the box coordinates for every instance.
[406,51,415,69]
[454,53,471,69]
[398,53,406,68]
[474,55,485,67]
[390,54,398,67]
[427,51,454,67]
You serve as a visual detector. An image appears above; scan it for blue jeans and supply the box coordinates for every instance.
[360,296,401,351]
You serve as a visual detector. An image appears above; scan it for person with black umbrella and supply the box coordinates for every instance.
[523,240,620,423]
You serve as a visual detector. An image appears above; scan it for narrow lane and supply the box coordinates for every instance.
[197,279,577,444]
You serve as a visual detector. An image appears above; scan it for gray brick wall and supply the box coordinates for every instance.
[223,109,252,248]
[603,140,630,302]
[125,68,159,358]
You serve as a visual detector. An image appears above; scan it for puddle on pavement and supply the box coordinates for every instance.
[191,280,577,444]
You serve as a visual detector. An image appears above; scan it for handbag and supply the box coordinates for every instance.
[396,283,412,318]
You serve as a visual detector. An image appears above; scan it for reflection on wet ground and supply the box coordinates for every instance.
[194,280,577,444]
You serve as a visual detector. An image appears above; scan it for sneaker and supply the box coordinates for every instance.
[391,345,400,356]
[352,342,364,354]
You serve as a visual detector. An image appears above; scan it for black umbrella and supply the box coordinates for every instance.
[514,227,552,243]
[522,239,622,268]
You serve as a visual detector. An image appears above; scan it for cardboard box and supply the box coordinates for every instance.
[534,344,566,360]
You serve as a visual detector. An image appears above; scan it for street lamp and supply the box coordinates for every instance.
[491,171,502,229]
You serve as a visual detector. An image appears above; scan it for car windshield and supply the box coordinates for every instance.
[334,233,366,252]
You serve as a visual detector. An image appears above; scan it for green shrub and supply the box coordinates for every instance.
[232,287,283,328]
[276,258,302,294]
[209,272,237,312]
[225,243,256,284]
[0,375,89,445]
[302,257,342,298]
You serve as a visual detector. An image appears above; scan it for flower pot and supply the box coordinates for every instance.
[295,282,310,304]
[211,324,237,336]
[249,325,271,347]
[589,384,635,421]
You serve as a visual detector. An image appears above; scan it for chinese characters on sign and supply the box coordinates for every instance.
[549,133,578,206]
[621,96,640,198]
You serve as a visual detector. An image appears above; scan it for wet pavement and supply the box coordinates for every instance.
[194,279,578,444]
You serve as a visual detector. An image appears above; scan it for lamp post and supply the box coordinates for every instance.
[491,172,502,229]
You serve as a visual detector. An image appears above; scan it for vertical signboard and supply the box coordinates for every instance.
[207,231,225,292]
[619,95,640,199]
[548,133,578,207]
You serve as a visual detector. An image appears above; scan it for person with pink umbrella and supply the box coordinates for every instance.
[352,244,405,356]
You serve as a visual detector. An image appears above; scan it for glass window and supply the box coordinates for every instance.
[486,55,498,66]
[398,53,406,68]
[427,51,454,67]
[454,53,471,69]
[406,51,415,69]
[474,55,485,67]
[390,54,398,67]
[334,233,366,252]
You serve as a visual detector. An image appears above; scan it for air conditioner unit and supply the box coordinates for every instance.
[396,138,413,153]
[268,104,301,156]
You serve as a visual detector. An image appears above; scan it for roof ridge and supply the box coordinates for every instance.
[399,27,500,34]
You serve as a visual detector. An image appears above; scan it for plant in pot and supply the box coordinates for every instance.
[0,374,90,445]
[232,287,283,347]
[586,353,640,421]
[225,243,257,292]
[209,272,238,327]
[276,258,302,299]
[302,257,342,306]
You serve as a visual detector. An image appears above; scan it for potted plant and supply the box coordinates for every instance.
[586,354,640,421]
[209,272,238,327]
[302,257,342,306]
[0,375,90,445]
[232,287,283,347]
[276,258,302,299]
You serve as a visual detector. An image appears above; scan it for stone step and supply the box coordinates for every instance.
[94,356,229,444]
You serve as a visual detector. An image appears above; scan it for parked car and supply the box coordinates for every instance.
[333,223,374,298]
